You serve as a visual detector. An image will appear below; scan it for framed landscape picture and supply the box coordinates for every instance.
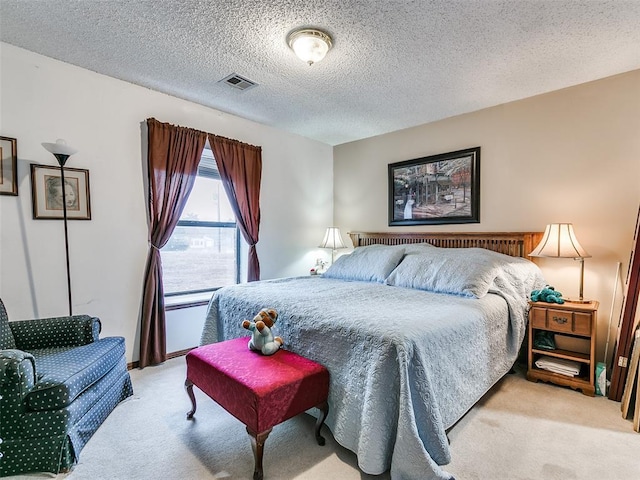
[0,136,18,196]
[388,147,480,226]
[31,164,91,220]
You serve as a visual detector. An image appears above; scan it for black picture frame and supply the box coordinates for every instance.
[0,136,18,196]
[388,147,480,226]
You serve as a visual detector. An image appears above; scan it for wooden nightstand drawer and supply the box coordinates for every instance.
[573,312,592,336]
[531,307,547,328]
[548,308,574,333]
[533,307,593,336]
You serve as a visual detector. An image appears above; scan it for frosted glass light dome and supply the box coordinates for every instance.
[42,139,78,156]
[287,28,333,65]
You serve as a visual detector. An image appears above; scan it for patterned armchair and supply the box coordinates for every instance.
[0,298,133,476]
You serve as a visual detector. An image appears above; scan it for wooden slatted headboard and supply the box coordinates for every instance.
[348,231,544,264]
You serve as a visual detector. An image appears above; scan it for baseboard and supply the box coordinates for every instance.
[127,347,195,370]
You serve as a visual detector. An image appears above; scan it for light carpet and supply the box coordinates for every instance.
[9,358,640,480]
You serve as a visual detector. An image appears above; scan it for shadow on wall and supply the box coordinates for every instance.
[132,120,151,366]
[15,156,40,317]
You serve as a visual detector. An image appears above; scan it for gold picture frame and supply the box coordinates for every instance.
[0,136,18,196]
[30,164,91,220]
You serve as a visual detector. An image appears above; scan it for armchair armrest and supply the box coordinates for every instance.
[0,350,36,414]
[10,315,101,351]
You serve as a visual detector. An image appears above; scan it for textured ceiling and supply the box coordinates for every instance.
[1,1,639,146]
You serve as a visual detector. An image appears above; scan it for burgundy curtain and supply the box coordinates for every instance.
[139,118,207,367]
[208,134,262,282]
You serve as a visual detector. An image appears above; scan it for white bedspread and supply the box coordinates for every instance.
[200,268,541,479]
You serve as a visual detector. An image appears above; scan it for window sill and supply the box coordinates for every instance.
[164,291,213,311]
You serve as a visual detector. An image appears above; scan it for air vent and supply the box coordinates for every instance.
[219,73,258,91]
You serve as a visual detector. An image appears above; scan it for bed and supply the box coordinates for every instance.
[201,231,545,480]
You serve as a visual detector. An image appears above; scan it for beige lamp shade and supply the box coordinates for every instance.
[529,223,592,303]
[319,227,347,250]
[529,223,591,259]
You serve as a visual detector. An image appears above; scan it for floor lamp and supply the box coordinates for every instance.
[42,139,78,316]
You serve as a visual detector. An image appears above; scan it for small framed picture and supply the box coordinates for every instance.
[0,136,18,196]
[31,164,91,220]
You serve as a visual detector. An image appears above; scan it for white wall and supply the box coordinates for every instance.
[0,43,334,363]
[334,70,640,364]
[165,305,209,354]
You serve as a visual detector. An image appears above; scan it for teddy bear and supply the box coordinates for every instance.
[241,308,284,355]
[530,285,565,304]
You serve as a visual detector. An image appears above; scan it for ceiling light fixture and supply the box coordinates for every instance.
[287,28,333,65]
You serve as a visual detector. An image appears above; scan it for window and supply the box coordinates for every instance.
[161,149,240,298]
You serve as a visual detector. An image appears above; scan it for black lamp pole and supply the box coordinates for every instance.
[54,153,73,316]
[42,140,77,317]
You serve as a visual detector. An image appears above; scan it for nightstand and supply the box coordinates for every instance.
[527,300,599,396]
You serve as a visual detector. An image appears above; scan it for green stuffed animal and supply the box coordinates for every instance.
[530,285,564,304]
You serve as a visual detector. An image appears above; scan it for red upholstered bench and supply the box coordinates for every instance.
[185,337,330,480]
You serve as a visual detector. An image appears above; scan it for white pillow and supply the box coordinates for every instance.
[385,247,523,298]
[396,243,436,254]
[323,244,405,283]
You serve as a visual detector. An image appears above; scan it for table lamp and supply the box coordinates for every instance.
[319,227,347,264]
[529,223,592,303]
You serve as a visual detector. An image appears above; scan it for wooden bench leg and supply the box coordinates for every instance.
[315,401,329,446]
[185,379,197,420]
[247,427,271,480]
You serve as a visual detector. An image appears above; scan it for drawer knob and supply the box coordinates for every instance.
[552,316,568,324]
